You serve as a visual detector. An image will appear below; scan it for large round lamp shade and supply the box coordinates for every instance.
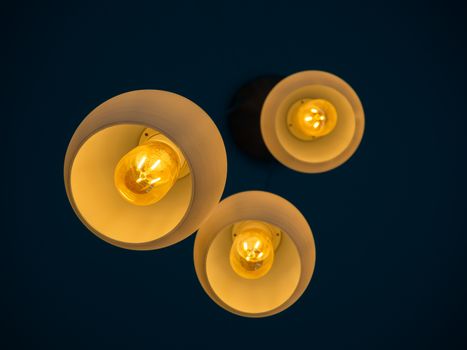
[64,90,227,250]
[194,191,316,317]
[261,70,365,173]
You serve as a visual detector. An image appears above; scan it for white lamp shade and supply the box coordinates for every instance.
[194,191,316,317]
[64,90,227,250]
[261,70,365,173]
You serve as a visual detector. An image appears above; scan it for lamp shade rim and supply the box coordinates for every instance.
[194,190,316,317]
[261,70,365,173]
[64,90,227,250]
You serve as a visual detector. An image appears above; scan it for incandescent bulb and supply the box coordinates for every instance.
[230,225,274,279]
[287,98,337,140]
[114,140,181,206]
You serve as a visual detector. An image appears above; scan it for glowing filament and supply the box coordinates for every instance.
[114,140,181,206]
[230,225,275,279]
[287,98,338,140]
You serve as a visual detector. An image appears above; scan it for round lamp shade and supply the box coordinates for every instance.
[261,70,365,173]
[194,191,316,317]
[64,90,227,250]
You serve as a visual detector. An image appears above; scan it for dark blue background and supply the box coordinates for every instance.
[5,0,467,349]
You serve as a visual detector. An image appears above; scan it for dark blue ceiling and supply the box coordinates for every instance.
[5,0,467,349]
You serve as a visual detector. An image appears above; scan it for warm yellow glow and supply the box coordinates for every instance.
[230,224,274,279]
[287,98,338,140]
[114,140,181,206]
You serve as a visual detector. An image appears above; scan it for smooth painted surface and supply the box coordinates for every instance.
[5,0,467,349]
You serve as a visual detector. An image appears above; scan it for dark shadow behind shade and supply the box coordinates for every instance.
[228,75,282,160]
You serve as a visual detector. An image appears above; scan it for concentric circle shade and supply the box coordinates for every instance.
[261,71,365,173]
[194,191,316,317]
[64,90,227,250]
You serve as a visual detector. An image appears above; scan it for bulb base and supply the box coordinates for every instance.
[139,128,190,179]
[231,220,282,251]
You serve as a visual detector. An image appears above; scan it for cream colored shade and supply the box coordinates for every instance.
[194,191,316,317]
[261,70,365,173]
[64,90,227,250]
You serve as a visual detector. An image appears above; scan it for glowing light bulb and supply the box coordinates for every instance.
[114,140,181,206]
[230,226,274,279]
[287,98,338,140]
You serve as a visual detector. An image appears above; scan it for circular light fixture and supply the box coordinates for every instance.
[64,90,227,250]
[194,191,316,317]
[261,70,365,173]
